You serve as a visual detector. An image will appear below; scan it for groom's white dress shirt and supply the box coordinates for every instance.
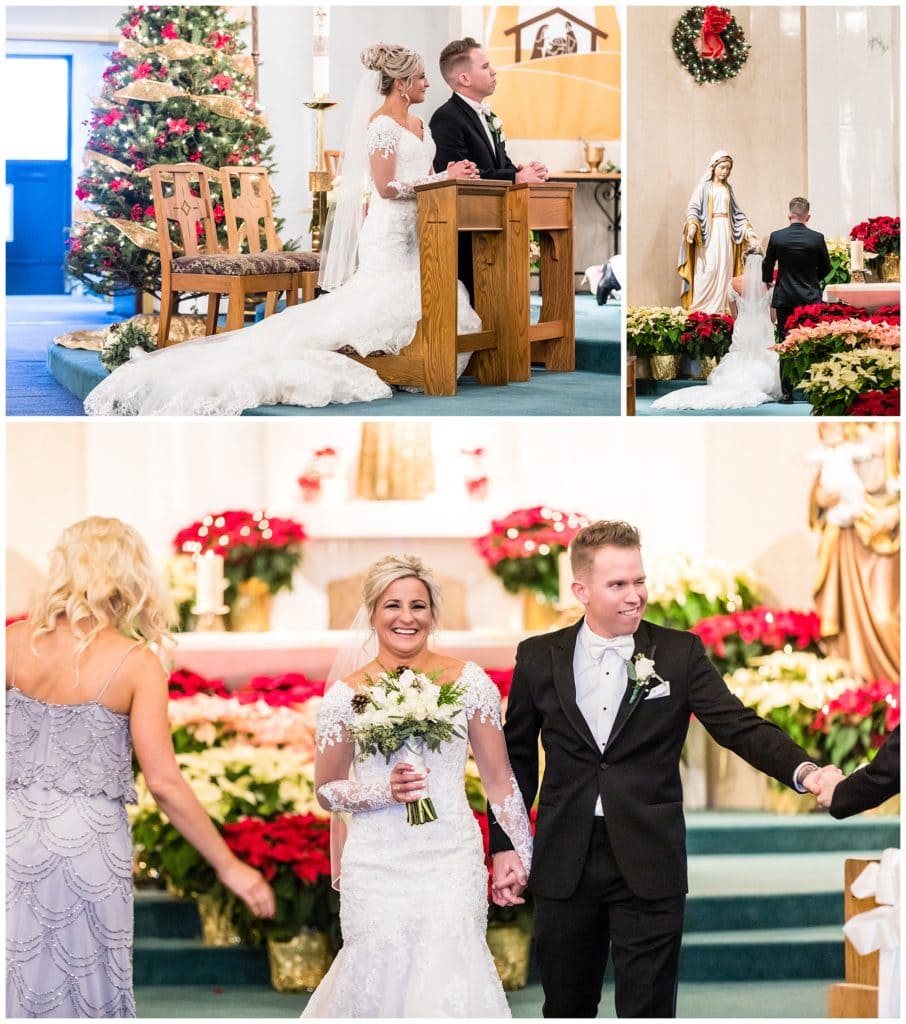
[456,92,497,149]
[574,621,633,817]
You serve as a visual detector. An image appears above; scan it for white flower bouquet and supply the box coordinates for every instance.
[348,666,467,825]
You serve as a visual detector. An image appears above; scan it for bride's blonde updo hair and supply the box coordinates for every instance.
[361,42,425,98]
[29,516,175,657]
[362,554,442,625]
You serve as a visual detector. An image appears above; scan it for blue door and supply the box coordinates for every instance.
[5,55,72,295]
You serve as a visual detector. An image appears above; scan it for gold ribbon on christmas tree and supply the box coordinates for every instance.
[75,207,161,252]
[112,81,264,125]
[83,150,133,174]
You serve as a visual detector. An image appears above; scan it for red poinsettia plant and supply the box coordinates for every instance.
[680,311,734,359]
[168,667,231,700]
[851,216,900,257]
[691,607,823,676]
[173,510,306,601]
[845,388,900,416]
[222,813,339,942]
[809,679,900,777]
[784,303,900,333]
[475,507,589,602]
[237,673,326,707]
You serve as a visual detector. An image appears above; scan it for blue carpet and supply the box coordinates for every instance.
[8,292,619,417]
[635,378,814,417]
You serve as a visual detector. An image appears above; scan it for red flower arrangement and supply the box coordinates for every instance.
[785,303,900,333]
[850,216,900,257]
[173,509,306,600]
[809,679,899,776]
[223,814,338,940]
[680,311,734,359]
[168,668,230,700]
[691,606,823,675]
[475,507,588,602]
[237,673,326,707]
[845,388,900,416]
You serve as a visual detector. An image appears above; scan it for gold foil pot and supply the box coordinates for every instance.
[230,577,272,632]
[486,922,532,991]
[196,890,243,947]
[267,930,334,992]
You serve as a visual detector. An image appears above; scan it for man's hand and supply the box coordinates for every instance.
[491,851,528,907]
[807,766,846,809]
[515,162,547,184]
[802,764,844,803]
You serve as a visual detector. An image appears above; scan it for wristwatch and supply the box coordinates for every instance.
[794,762,820,792]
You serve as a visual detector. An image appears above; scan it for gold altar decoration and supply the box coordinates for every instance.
[230,577,272,632]
[355,422,435,500]
[522,591,562,631]
[486,922,532,990]
[267,930,333,992]
[304,99,338,252]
[196,890,243,947]
[54,314,207,352]
[810,423,900,681]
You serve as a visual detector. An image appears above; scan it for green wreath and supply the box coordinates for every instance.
[672,6,750,84]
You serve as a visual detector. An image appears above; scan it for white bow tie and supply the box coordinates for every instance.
[586,634,635,662]
[478,102,493,119]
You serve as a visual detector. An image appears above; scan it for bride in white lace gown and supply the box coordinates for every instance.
[652,251,782,411]
[304,556,531,1018]
[84,44,481,416]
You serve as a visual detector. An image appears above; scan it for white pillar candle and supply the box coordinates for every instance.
[850,240,864,271]
[312,7,330,98]
[195,551,225,612]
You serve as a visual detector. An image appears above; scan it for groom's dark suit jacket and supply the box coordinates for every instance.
[762,222,831,310]
[489,618,812,901]
[429,92,518,180]
[829,725,900,819]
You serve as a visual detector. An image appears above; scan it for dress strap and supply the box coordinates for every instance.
[94,641,144,703]
[9,622,26,687]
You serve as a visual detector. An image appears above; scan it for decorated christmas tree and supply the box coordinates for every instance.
[66,5,283,309]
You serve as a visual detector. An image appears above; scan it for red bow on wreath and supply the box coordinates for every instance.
[701,6,732,58]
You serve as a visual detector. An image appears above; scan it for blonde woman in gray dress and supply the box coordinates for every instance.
[6,517,275,1017]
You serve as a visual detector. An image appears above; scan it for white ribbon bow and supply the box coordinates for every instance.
[844,848,900,1018]
[586,634,635,662]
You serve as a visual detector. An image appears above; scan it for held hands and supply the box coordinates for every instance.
[447,160,480,180]
[217,857,276,919]
[389,762,429,804]
[802,764,845,809]
[491,850,528,907]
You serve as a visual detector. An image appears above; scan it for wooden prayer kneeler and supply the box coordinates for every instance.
[827,858,880,1017]
[505,182,576,381]
[347,178,510,396]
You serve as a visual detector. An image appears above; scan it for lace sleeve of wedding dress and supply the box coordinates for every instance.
[314,685,395,813]
[463,664,533,875]
[367,116,448,199]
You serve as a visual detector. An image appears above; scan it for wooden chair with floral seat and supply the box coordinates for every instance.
[219,166,321,310]
[148,162,302,348]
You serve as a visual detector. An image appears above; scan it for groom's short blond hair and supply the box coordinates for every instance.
[570,521,641,579]
[789,197,810,216]
[439,37,482,85]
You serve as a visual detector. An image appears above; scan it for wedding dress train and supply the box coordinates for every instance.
[84,117,480,416]
[304,663,532,1018]
[652,254,781,411]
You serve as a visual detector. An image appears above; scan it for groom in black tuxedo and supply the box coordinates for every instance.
[762,197,832,402]
[429,38,548,297]
[489,520,836,1018]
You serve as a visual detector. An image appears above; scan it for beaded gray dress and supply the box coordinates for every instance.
[6,644,140,1017]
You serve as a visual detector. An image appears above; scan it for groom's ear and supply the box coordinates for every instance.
[571,578,588,606]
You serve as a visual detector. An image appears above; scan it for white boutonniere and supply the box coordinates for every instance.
[489,114,505,144]
[627,652,668,706]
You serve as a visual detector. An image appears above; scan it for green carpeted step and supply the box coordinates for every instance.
[134,937,270,986]
[678,926,844,981]
[684,811,898,855]
[135,889,200,938]
[684,892,840,932]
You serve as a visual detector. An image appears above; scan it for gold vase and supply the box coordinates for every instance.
[196,890,243,947]
[699,355,719,378]
[522,591,561,632]
[230,577,272,632]
[764,783,818,815]
[267,929,333,992]
[486,922,532,991]
[650,354,679,381]
[877,253,900,282]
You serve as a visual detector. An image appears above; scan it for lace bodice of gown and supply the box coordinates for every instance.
[6,688,136,802]
[83,117,480,416]
[302,662,530,1017]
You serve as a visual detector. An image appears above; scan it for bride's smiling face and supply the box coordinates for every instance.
[400,69,429,105]
[372,577,434,661]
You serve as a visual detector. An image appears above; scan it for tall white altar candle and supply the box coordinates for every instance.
[850,240,864,271]
[312,7,330,98]
[195,551,225,612]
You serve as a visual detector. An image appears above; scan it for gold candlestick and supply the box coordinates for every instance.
[191,604,230,632]
[304,99,338,253]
